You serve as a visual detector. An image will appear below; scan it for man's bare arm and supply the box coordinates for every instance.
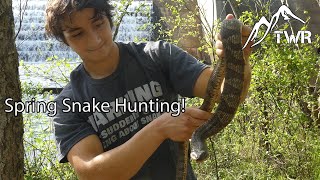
[67,108,211,180]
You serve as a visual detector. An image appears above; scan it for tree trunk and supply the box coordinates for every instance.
[153,0,209,63]
[0,0,24,179]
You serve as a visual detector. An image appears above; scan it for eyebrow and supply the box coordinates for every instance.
[64,16,103,33]
[64,27,81,33]
[90,16,103,23]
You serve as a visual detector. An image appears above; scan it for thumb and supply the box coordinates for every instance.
[226,14,234,20]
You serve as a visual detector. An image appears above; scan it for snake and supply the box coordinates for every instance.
[175,18,245,180]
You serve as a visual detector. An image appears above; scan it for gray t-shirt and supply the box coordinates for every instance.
[53,41,208,180]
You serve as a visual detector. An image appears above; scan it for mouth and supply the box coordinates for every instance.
[88,42,105,52]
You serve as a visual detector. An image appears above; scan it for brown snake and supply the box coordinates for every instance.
[175,19,245,180]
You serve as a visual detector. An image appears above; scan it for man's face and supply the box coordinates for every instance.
[62,8,113,62]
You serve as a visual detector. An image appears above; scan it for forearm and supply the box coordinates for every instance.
[83,120,165,180]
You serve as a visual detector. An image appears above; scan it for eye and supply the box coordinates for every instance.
[72,32,82,38]
[95,20,104,28]
[96,23,103,27]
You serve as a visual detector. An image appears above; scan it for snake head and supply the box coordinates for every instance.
[190,136,209,162]
[190,150,208,162]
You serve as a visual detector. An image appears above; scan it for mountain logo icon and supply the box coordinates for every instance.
[243,4,306,49]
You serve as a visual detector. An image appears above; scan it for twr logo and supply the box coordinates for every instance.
[243,4,312,49]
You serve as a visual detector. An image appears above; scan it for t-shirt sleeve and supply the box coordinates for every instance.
[53,85,97,163]
[143,41,209,97]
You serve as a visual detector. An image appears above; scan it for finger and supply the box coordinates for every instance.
[185,117,206,129]
[243,39,254,58]
[242,25,252,37]
[215,40,223,49]
[185,108,205,118]
[242,36,249,46]
[215,33,222,41]
[226,14,234,20]
[185,107,212,120]
[244,40,254,52]
[216,49,224,58]
[242,36,253,49]
[192,118,207,127]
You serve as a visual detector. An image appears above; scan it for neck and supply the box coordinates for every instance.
[83,42,119,79]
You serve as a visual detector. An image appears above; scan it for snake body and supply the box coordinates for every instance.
[175,19,245,180]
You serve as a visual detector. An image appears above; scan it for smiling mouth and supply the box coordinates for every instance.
[88,42,105,52]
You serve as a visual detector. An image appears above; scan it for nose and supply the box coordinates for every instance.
[87,30,102,51]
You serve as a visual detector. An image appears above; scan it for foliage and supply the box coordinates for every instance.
[19,0,320,179]
[185,1,320,179]
[21,59,77,179]
[111,0,153,42]
[154,0,217,63]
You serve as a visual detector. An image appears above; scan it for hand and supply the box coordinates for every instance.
[215,14,252,102]
[156,107,212,142]
[215,14,253,61]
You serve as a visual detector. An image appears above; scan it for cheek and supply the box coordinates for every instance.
[100,24,113,39]
[103,29,112,42]
[66,39,88,56]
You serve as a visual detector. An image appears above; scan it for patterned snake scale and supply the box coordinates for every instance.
[175,19,245,180]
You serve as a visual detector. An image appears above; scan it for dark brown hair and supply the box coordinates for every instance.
[45,0,114,44]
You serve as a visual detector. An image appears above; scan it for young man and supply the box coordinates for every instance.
[45,0,253,179]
